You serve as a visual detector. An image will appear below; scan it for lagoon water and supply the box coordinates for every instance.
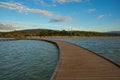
[56,37,120,65]
[0,37,120,80]
[0,40,58,80]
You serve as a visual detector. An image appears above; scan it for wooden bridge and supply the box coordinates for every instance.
[0,38,120,80]
[49,40,120,80]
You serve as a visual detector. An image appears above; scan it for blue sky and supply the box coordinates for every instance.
[0,0,120,32]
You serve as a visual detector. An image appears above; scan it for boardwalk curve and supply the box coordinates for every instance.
[49,40,120,80]
[1,39,120,80]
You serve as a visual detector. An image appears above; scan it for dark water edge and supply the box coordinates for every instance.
[0,40,58,80]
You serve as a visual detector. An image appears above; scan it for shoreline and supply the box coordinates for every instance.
[1,36,120,39]
[23,36,120,38]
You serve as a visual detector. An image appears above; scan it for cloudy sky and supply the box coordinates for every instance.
[0,0,120,32]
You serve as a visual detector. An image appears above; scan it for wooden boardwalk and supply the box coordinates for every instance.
[1,39,120,80]
[50,40,120,80]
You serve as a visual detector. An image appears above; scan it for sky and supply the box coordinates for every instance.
[0,0,120,32]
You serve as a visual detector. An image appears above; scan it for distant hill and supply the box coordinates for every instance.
[0,29,120,38]
[107,31,120,34]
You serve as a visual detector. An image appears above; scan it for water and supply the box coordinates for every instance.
[0,38,120,80]
[54,37,120,65]
[0,40,58,80]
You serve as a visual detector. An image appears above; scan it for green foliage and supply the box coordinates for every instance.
[0,29,120,38]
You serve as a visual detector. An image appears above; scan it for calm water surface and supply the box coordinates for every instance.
[0,37,120,80]
[54,37,120,65]
[0,40,58,80]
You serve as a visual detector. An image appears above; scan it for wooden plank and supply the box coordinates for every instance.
[50,40,120,80]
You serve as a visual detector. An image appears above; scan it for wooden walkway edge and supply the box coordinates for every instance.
[49,40,120,80]
[1,39,120,80]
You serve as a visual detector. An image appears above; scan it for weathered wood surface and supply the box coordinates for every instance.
[51,40,120,80]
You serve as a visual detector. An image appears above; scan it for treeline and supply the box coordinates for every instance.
[0,29,120,38]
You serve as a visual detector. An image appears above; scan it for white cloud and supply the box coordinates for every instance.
[0,22,20,30]
[50,16,72,22]
[97,14,112,19]
[97,15,105,19]
[34,0,87,7]
[0,2,52,17]
[88,8,96,12]
[53,0,82,3]
[0,2,72,22]
[36,0,50,7]
[0,2,25,12]
[26,8,53,17]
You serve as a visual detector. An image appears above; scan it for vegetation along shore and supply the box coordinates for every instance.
[0,29,120,38]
